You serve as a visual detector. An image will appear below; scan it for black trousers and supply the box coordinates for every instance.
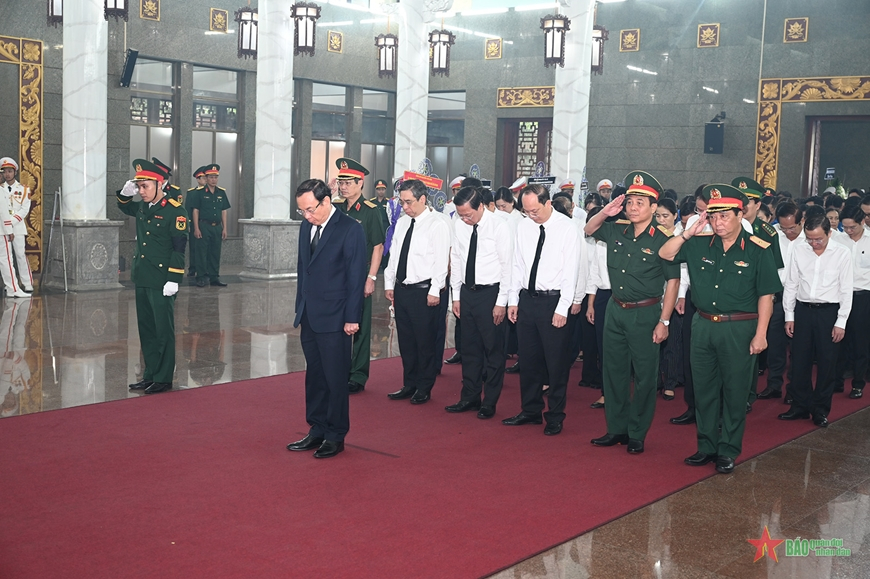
[434,285,450,374]
[300,311,351,442]
[764,295,789,391]
[517,290,571,424]
[836,291,870,391]
[395,285,441,394]
[459,285,507,406]
[580,294,602,385]
[593,289,611,370]
[790,301,841,416]
[681,290,696,411]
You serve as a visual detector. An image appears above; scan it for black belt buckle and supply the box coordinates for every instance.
[528,289,539,298]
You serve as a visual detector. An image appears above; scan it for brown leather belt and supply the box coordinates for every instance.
[612,296,660,309]
[698,310,758,322]
[199,220,220,226]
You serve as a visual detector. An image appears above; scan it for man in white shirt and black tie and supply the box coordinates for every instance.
[781,208,853,427]
[445,187,512,419]
[503,184,579,436]
[384,179,451,405]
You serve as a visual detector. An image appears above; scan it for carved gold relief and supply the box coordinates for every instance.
[210,8,229,33]
[784,18,808,43]
[140,0,160,22]
[497,86,555,108]
[619,29,639,52]
[0,38,20,62]
[755,76,870,189]
[697,23,719,48]
[485,38,502,60]
[327,31,343,54]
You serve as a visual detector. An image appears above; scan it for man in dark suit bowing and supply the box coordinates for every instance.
[287,179,367,459]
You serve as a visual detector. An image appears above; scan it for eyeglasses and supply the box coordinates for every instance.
[296,200,323,216]
[780,225,801,233]
[398,198,417,206]
[806,237,827,245]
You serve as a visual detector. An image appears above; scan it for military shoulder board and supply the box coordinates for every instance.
[657,225,674,237]
[615,219,631,224]
[168,198,182,208]
[749,235,770,249]
[364,200,377,209]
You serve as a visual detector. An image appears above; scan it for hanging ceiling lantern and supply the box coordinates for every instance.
[291,2,321,57]
[235,7,259,60]
[540,14,571,68]
[47,0,63,27]
[428,29,455,77]
[375,33,398,78]
[592,25,608,75]
[104,0,128,22]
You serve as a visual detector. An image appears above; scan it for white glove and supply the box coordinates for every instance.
[162,281,179,297]
[120,180,138,197]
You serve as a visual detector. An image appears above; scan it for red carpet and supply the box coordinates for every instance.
[2,354,868,579]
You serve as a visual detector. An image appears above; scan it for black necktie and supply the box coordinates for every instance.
[396,218,415,283]
[466,223,478,287]
[310,225,321,258]
[528,224,545,292]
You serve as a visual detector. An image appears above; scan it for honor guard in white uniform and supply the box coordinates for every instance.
[0,158,29,297]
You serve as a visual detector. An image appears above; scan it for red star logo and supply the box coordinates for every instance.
[747,526,784,562]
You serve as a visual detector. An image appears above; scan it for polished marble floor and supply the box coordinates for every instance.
[3,271,869,578]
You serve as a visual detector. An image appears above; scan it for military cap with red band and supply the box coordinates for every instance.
[151,157,173,177]
[204,164,221,176]
[0,157,18,171]
[731,176,763,199]
[193,166,207,178]
[335,157,369,180]
[132,158,170,183]
[624,170,663,201]
[703,184,748,213]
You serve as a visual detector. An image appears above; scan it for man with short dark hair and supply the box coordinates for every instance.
[287,179,366,459]
[192,164,230,287]
[445,186,512,419]
[186,166,207,277]
[384,179,451,405]
[781,210,853,427]
[860,195,870,231]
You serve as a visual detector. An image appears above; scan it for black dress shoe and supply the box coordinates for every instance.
[129,379,153,390]
[502,413,542,426]
[387,386,416,400]
[286,434,324,451]
[757,387,782,399]
[670,410,696,425]
[348,381,365,394]
[144,382,172,394]
[685,452,717,466]
[778,409,810,420]
[662,389,675,401]
[543,422,563,436]
[313,440,345,459]
[590,401,605,409]
[715,456,735,474]
[591,433,629,446]
[812,413,828,427]
[758,368,765,376]
[210,280,228,287]
[627,439,644,454]
[444,353,462,365]
[505,361,520,374]
[410,391,431,405]
[477,406,496,419]
[445,400,481,413]
[784,392,793,405]
[850,388,864,399]
[833,382,845,393]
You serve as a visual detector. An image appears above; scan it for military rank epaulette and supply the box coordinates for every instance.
[657,225,674,237]
[760,221,777,236]
[749,235,770,249]
[364,200,377,209]
[187,187,199,192]
[168,198,182,207]
[168,184,180,190]
[615,219,631,224]
[333,197,346,204]
[695,231,714,236]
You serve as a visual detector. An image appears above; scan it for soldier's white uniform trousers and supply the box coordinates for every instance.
[5,181,32,293]
[0,183,28,297]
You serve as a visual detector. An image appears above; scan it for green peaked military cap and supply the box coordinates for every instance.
[335,158,370,180]
[151,157,173,177]
[204,164,221,175]
[624,170,663,200]
[132,158,170,182]
[374,179,388,188]
[193,166,207,178]
[731,176,763,199]
[703,183,748,213]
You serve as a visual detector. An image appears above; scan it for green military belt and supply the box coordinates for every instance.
[698,310,758,322]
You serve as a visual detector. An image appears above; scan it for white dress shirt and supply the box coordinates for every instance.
[508,209,578,317]
[783,239,853,328]
[571,223,589,304]
[450,209,512,306]
[501,208,525,235]
[384,206,451,298]
[585,237,611,295]
[838,229,870,291]
[776,229,805,284]
[309,206,337,242]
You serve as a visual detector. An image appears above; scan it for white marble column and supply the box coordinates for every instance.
[62,0,108,220]
[392,0,431,177]
[253,0,294,220]
[239,0,300,280]
[550,0,597,200]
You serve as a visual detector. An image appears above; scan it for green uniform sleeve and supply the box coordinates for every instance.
[768,232,784,269]
[116,191,140,217]
[368,208,386,245]
[167,206,189,284]
[755,244,783,296]
[592,220,614,243]
[221,188,231,210]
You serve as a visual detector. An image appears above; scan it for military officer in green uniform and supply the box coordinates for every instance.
[192,164,230,287]
[332,158,386,394]
[732,176,784,407]
[659,184,781,473]
[151,157,183,203]
[370,179,391,233]
[585,171,681,454]
[186,166,207,277]
[117,159,189,394]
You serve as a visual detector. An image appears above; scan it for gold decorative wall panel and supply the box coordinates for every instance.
[327,31,343,53]
[784,18,808,43]
[0,37,44,274]
[619,29,639,52]
[140,0,160,21]
[754,76,870,189]
[485,38,502,60]
[497,87,555,108]
[697,24,719,48]
[210,8,229,32]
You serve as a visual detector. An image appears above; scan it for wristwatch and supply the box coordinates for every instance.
[368,275,377,281]
[659,319,670,326]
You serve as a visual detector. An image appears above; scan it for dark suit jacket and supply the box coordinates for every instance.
[294,209,367,333]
